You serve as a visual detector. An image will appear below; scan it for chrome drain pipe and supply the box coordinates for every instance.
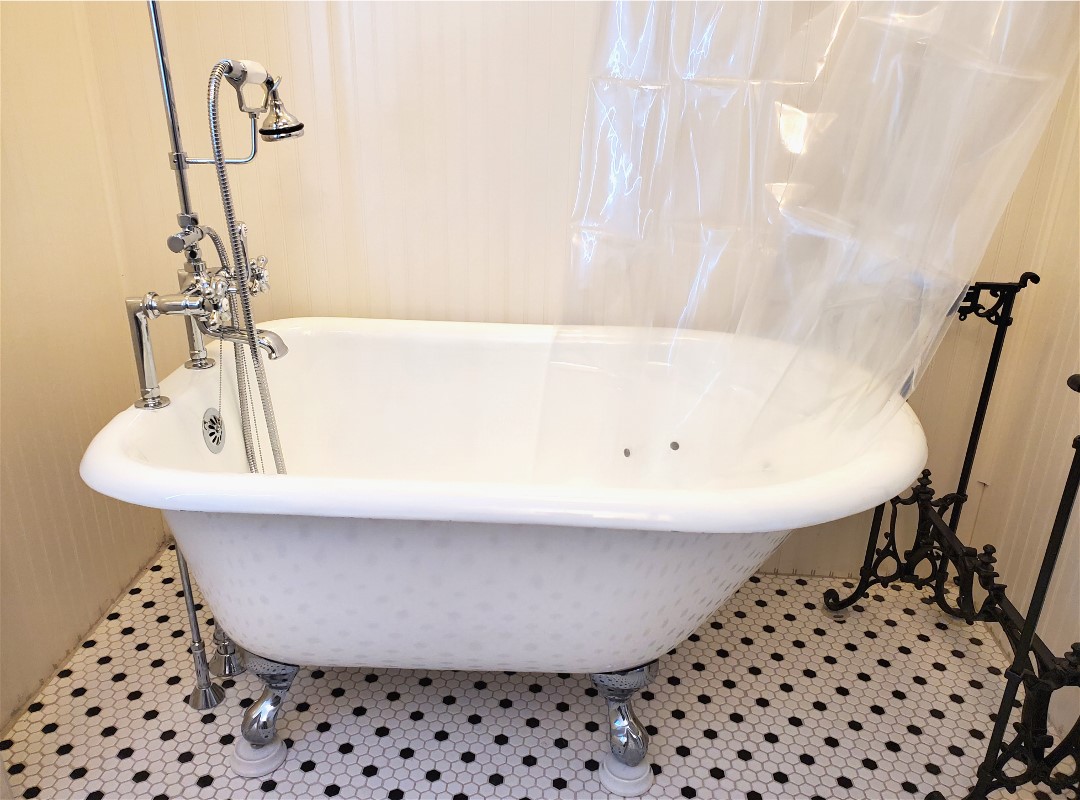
[210,624,246,678]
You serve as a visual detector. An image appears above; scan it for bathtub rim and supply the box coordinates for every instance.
[81,316,927,534]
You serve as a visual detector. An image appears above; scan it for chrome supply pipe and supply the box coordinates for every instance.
[148,0,192,215]
[176,548,225,711]
[126,297,169,409]
[143,0,256,708]
[210,625,246,678]
[149,0,214,371]
[177,267,213,369]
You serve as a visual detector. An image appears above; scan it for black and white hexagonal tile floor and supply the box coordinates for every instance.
[1,545,1054,799]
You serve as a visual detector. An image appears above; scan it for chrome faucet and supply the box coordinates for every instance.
[129,18,305,410]
[125,267,288,409]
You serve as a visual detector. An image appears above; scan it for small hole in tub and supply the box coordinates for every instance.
[670,441,680,451]
[623,448,631,458]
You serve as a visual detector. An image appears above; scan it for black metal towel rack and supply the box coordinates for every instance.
[822,272,1079,799]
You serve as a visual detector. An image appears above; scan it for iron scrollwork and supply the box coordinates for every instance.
[956,271,1040,325]
[824,274,1079,800]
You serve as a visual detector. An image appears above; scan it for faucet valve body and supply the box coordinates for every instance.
[248,256,270,294]
[125,264,284,410]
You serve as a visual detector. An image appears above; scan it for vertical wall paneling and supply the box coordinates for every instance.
[0,2,166,730]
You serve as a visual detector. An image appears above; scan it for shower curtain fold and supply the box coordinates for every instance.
[535,0,1078,488]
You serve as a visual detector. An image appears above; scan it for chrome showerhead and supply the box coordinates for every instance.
[258,78,304,142]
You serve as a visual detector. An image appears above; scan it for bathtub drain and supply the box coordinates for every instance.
[202,408,225,454]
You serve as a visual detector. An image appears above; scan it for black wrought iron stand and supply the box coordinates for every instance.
[821,272,1080,798]
[951,420,1079,798]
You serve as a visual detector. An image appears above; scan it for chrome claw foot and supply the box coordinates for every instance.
[209,626,245,678]
[232,653,299,778]
[590,660,659,797]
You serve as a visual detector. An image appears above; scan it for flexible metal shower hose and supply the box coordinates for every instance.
[208,61,287,475]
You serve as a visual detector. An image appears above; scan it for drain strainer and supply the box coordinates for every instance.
[202,408,225,454]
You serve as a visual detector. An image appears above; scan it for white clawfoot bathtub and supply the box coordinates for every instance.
[82,317,926,792]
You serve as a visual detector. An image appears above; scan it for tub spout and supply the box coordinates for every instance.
[254,328,288,360]
[198,320,288,360]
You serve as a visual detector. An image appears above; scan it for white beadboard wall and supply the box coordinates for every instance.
[763,66,1080,577]
[81,0,605,372]
[0,3,167,731]
[1,0,1076,734]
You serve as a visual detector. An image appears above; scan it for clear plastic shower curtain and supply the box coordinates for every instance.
[534,1,1077,489]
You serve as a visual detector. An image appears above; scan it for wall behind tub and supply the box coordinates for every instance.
[1,0,1076,732]
[90,1,1076,601]
[0,3,166,730]
[0,0,606,732]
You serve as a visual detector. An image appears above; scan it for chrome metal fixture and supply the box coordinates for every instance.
[135,0,300,468]
[233,653,300,777]
[209,625,246,678]
[134,0,302,714]
[590,661,659,797]
[176,549,226,711]
[259,79,305,141]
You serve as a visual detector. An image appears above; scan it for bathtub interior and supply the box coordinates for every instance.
[117,318,908,492]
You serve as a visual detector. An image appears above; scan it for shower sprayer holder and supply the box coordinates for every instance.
[224,60,274,114]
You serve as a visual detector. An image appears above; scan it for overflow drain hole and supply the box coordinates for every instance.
[202,408,225,454]
[670,441,680,451]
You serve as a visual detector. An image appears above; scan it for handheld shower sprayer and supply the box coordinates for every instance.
[259,79,305,141]
[222,59,304,142]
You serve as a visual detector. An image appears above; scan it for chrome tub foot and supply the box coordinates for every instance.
[590,660,659,797]
[232,653,299,778]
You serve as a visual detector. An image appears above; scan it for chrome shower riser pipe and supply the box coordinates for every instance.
[148,0,192,216]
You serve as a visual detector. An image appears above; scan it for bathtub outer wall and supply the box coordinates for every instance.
[167,510,790,674]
